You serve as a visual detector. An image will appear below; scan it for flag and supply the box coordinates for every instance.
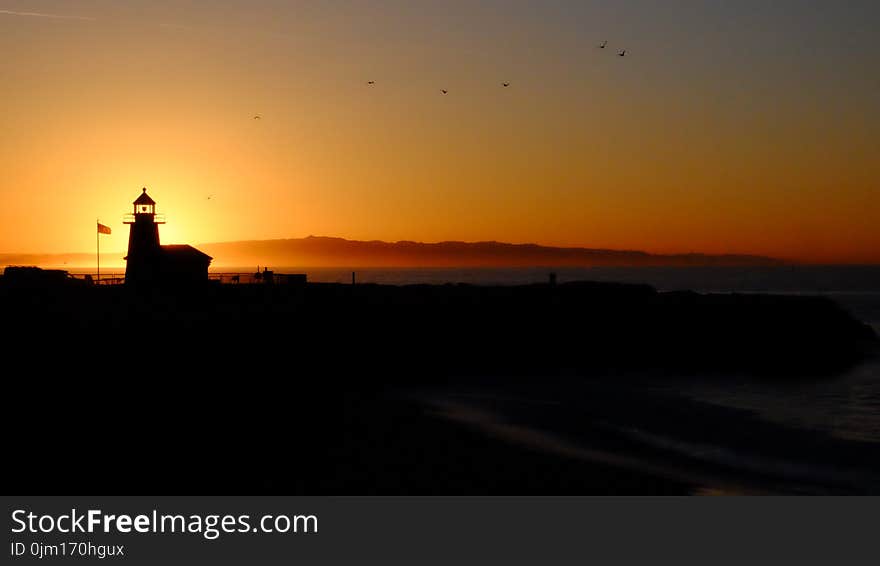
[97,222,111,235]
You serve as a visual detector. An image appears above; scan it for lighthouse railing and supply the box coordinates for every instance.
[123,213,166,224]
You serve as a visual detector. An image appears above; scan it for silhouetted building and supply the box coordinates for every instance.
[160,245,212,285]
[124,188,212,287]
[1,266,78,288]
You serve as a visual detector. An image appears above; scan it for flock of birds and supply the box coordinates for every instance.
[364,79,501,96]
[599,40,627,56]
[250,41,626,119]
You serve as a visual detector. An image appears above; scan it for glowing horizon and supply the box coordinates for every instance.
[2,1,879,265]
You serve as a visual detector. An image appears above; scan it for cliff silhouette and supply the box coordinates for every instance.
[196,236,783,268]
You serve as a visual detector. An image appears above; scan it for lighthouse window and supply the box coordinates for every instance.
[137,205,153,214]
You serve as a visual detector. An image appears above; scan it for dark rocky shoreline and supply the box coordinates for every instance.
[3,278,877,493]
[3,278,874,377]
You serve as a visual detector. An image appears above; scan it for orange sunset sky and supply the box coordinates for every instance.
[1,1,878,264]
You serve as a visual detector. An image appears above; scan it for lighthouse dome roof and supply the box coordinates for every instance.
[133,188,156,206]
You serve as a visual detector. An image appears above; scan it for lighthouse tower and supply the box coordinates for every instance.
[124,188,165,285]
[122,188,212,287]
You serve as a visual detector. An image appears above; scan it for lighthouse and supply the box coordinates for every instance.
[123,188,212,287]
[124,188,164,285]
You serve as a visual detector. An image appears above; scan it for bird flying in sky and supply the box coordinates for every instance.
[253,114,262,119]
[618,49,627,57]
[599,41,608,49]
[502,82,510,87]
[441,89,448,94]
[367,80,375,85]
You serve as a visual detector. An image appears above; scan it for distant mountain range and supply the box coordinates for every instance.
[194,236,783,268]
[0,236,783,269]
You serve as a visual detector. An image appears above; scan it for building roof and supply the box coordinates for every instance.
[133,188,156,206]
[161,244,213,261]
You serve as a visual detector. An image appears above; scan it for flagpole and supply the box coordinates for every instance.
[96,218,100,284]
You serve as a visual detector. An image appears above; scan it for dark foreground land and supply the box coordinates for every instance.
[3,278,878,493]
